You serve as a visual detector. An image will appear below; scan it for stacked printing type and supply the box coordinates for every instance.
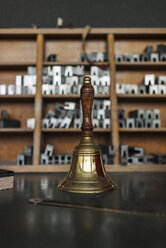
[42,65,110,95]
[17,146,33,165]
[115,44,166,62]
[116,74,166,95]
[0,67,36,95]
[27,100,111,129]
[120,145,166,165]
[118,109,161,128]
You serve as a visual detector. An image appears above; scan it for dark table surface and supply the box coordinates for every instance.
[0,172,166,248]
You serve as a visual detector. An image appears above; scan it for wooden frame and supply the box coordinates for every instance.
[0,28,166,172]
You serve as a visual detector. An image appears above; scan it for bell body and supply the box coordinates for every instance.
[58,76,117,193]
[58,137,117,193]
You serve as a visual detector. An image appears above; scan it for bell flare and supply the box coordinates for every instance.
[58,140,117,193]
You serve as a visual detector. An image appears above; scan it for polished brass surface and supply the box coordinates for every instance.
[58,76,117,193]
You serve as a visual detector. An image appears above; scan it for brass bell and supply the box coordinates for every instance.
[58,76,117,193]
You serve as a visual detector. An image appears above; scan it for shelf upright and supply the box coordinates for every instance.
[107,34,120,164]
[33,34,44,165]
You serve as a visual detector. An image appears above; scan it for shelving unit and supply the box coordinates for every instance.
[0,28,166,172]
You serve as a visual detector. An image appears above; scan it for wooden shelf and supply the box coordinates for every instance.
[119,128,166,133]
[42,128,111,133]
[0,62,36,67]
[0,128,33,133]
[0,164,166,173]
[117,94,166,100]
[43,61,109,66]
[0,95,35,101]
[0,28,166,173]
[116,62,166,69]
[43,94,109,99]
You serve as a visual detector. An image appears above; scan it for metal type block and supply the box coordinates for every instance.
[124,54,135,62]
[93,119,99,128]
[103,119,110,128]
[105,109,110,119]
[119,119,126,128]
[27,66,36,75]
[159,154,166,164]
[126,118,135,128]
[145,110,154,119]
[42,118,50,128]
[96,52,104,62]
[108,145,116,156]
[64,102,76,110]
[150,53,159,62]
[22,86,28,95]
[59,85,67,95]
[160,53,166,62]
[17,154,25,165]
[121,157,128,166]
[25,155,33,165]
[152,119,161,128]
[138,85,146,94]
[132,147,145,157]
[49,117,58,128]
[99,119,103,128]
[120,145,128,157]
[24,146,33,156]
[65,66,73,77]
[98,109,105,120]
[60,111,74,128]
[47,54,57,62]
[41,154,49,165]
[158,85,166,94]
[158,76,166,85]
[53,66,64,77]
[132,156,144,165]
[144,74,155,86]
[129,110,145,119]
[73,66,84,76]
[103,100,110,110]
[145,45,154,54]
[103,86,110,95]
[145,119,153,128]
[0,85,7,95]
[124,84,130,94]
[133,54,140,62]
[97,85,104,94]
[1,110,8,120]
[153,109,160,119]
[116,84,125,94]
[45,110,56,118]
[45,144,54,157]
[135,119,144,128]
[27,118,35,129]
[66,154,72,164]
[74,118,81,128]
[48,156,53,165]
[127,157,134,165]
[16,75,24,86]
[129,84,138,94]
[115,54,124,62]
[49,85,55,95]
[90,66,103,78]
[54,155,59,164]
[157,44,166,54]
[118,109,125,119]
[42,85,50,95]
[54,85,59,94]
[140,53,150,62]
[101,75,110,86]
[59,154,66,164]
[104,53,108,62]
[149,85,159,94]
[144,155,155,165]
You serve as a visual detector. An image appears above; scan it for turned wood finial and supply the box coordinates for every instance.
[81,76,94,137]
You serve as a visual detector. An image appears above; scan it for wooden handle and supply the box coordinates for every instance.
[81,76,94,136]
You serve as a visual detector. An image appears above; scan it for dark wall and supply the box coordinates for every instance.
[0,0,166,28]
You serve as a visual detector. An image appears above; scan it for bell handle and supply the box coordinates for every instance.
[81,76,94,137]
